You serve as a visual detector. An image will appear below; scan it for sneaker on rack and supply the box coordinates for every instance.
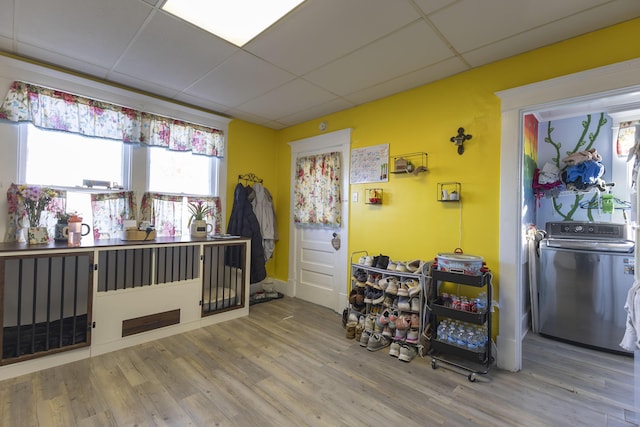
[394,328,407,342]
[405,279,421,297]
[355,323,365,341]
[385,278,399,295]
[406,329,419,344]
[398,344,418,362]
[382,325,393,337]
[382,295,394,307]
[406,259,423,273]
[396,314,411,330]
[395,261,409,272]
[364,256,373,267]
[410,296,421,312]
[397,296,411,311]
[358,255,367,265]
[377,277,389,291]
[367,333,391,351]
[364,286,374,304]
[410,313,420,329]
[364,314,375,331]
[387,260,398,271]
[359,329,372,347]
[397,280,409,297]
[389,341,401,357]
[372,289,385,305]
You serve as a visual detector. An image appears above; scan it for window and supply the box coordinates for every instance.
[21,124,129,188]
[147,146,218,196]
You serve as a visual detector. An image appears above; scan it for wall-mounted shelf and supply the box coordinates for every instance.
[365,188,383,205]
[437,182,461,202]
[391,152,428,175]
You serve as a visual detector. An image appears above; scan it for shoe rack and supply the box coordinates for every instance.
[347,251,427,361]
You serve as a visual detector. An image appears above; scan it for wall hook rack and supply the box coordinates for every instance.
[450,127,472,155]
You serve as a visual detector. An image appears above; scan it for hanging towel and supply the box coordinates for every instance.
[620,279,640,351]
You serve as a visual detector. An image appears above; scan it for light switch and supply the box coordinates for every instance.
[352,192,358,203]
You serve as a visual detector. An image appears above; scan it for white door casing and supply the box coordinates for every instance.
[288,129,351,313]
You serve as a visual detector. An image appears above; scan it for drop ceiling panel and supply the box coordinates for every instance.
[107,71,184,100]
[431,0,613,53]
[305,20,454,96]
[16,43,111,79]
[0,0,13,39]
[344,57,468,105]
[246,0,420,76]
[277,98,355,127]
[238,78,337,120]
[14,0,152,68]
[113,12,237,92]
[183,51,296,108]
[462,1,640,67]
[412,0,460,15]
[0,36,13,52]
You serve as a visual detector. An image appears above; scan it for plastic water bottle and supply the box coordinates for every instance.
[466,331,479,352]
[437,321,448,341]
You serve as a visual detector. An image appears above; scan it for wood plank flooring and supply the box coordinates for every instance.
[0,296,635,426]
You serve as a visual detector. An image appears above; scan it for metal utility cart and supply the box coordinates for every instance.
[428,269,493,382]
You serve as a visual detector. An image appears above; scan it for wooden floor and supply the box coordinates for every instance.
[0,296,636,426]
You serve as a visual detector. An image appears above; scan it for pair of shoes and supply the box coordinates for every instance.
[364,314,376,331]
[387,260,398,271]
[398,344,419,362]
[375,255,390,269]
[395,262,409,273]
[398,279,419,297]
[367,333,391,351]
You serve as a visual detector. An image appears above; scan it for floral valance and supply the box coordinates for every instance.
[0,81,224,157]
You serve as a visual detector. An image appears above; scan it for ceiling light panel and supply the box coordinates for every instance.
[162,0,304,47]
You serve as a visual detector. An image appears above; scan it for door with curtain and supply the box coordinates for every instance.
[288,129,350,313]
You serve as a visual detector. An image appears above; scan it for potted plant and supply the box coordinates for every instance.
[188,201,213,237]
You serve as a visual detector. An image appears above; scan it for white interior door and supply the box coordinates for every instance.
[288,129,351,313]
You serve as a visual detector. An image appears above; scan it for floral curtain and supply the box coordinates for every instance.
[5,183,66,242]
[91,192,137,240]
[0,81,224,157]
[293,151,342,226]
[187,196,223,235]
[140,192,184,237]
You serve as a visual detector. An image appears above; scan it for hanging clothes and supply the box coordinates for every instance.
[251,182,278,261]
[621,279,640,352]
[226,183,266,284]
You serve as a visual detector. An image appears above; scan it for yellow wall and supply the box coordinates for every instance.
[228,18,640,287]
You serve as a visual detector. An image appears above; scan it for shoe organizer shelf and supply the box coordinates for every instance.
[428,269,493,382]
[348,251,427,358]
[391,152,428,175]
[437,182,461,202]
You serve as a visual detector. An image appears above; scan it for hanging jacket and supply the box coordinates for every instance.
[251,183,278,261]
[226,183,266,284]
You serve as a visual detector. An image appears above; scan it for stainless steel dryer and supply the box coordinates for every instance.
[538,221,634,355]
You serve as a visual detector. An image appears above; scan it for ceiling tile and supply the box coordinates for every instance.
[411,0,459,15]
[304,20,455,96]
[430,0,614,53]
[462,0,640,67]
[277,98,355,127]
[0,36,13,52]
[14,0,153,69]
[344,57,468,105]
[108,71,183,100]
[246,0,420,76]
[172,91,233,116]
[16,43,112,79]
[183,51,296,108]
[0,0,13,39]
[113,12,237,92]
[237,78,337,121]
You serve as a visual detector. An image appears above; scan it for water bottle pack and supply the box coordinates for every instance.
[436,319,488,352]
